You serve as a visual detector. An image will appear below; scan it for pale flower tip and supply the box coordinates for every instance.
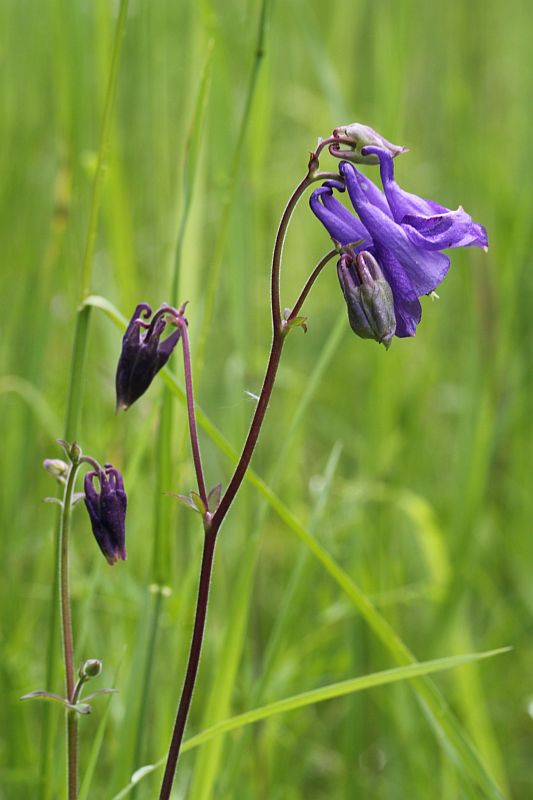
[483,245,489,253]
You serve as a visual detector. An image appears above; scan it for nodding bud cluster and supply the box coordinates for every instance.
[115,303,185,411]
[337,251,396,349]
[329,123,407,165]
[84,465,127,566]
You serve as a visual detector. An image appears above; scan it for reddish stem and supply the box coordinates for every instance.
[287,248,338,323]
[159,148,337,799]
[158,531,216,798]
[178,318,208,508]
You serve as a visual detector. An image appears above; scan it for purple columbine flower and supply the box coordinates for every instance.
[310,145,488,338]
[84,465,127,565]
[116,303,183,410]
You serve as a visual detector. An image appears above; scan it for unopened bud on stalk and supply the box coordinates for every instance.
[337,251,396,349]
[79,659,102,680]
[70,442,82,464]
[330,123,407,165]
[43,459,69,483]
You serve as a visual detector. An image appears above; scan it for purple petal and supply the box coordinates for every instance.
[106,466,126,496]
[123,303,152,344]
[83,472,100,517]
[364,146,489,251]
[402,211,489,250]
[340,161,392,218]
[341,163,451,295]
[309,186,370,246]
[157,328,182,368]
[362,147,447,220]
[376,249,422,337]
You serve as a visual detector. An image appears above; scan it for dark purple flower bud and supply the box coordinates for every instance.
[337,250,396,349]
[115,303,184,411]
[83,465,127,565]
[330,123,407,165]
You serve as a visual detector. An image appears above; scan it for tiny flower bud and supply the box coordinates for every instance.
[70,441,82,464]
[83,465,127,565]
[115,303,184,411]
[330,123,407,165]
[337,251,396,349]
[79,659,102,680]
[43,459,69,483]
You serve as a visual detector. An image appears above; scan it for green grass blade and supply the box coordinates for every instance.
[112,647,509,799]
[85,294,506,799]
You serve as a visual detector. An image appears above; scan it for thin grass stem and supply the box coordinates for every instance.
[40,3,130,798]
[195,0,270,375]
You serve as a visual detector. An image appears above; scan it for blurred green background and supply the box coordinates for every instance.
[1,0,532,797]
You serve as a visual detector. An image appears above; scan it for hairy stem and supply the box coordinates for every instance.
[288,248,338,322]
[59,461,81,799]
[159,151,334,798]
[159,532,216,799]
[215,166,334,524]
[270,175,312,330]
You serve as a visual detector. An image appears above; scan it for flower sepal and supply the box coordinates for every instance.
[281,308,308,335]
[330,123,407,165]
[337,251,396,349]
[84,464,127,565]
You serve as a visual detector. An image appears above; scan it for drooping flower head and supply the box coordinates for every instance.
[115,303,184,410]
[310,144,488,339]
[83,465,127,565]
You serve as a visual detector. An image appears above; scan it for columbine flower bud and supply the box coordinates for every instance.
[337,251,396,349]
[330,123,407,165]
[115,303,184,411]
[83,465,127,565]
[43,458,69,484]
[79,659,102,679]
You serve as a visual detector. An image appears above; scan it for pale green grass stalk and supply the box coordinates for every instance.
[195,0,270,374]
[39,3,129,797]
